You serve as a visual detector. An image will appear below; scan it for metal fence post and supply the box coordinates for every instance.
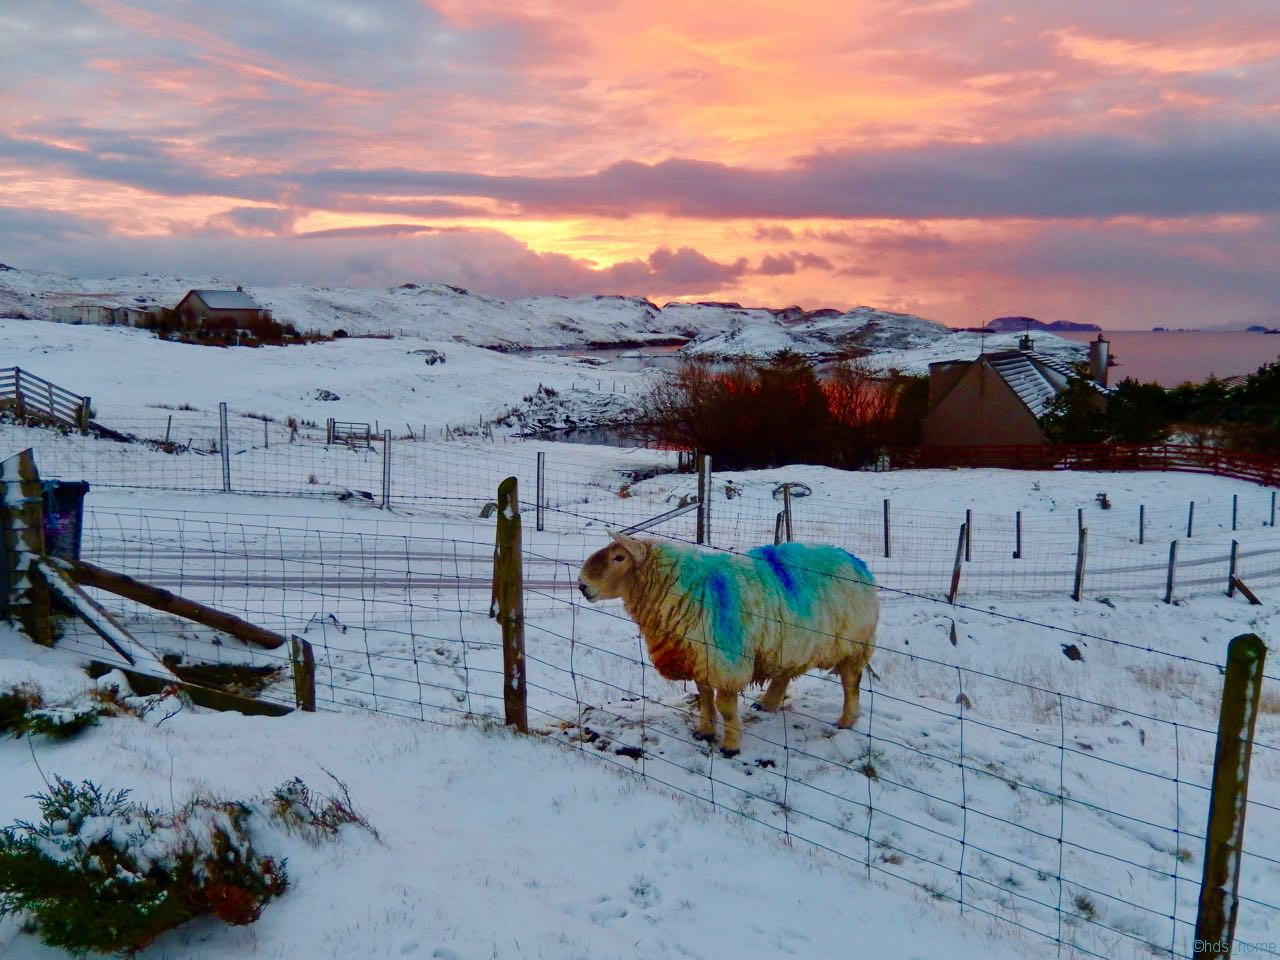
[782,484,794,542]
[491,477,528,733]
[1271,490,1276,527]
[1188,501,1195,538]
[1232,494,1238,532]
[696,454,711,545]
[1013,510,1022,559]
[1072,526,1087,602]
[218,401,231,493]
[536,451,545,532]
[1194,633,1267,959]
[883,498,891,559]
[964,509,972,562]
[1139,503,1145,545]
[381,429,391,509]
[1165,540,1179,604]
[1227,540,1238,598]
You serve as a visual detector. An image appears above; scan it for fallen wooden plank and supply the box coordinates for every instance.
[87,661,292,717]
[1231,576,1263,606]
[60,557,288,650]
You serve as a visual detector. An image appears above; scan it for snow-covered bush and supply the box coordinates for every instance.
[0,777,287,956]
[0,684,98,740]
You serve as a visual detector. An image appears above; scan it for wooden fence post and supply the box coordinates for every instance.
[696,454,712,545]
[1271,491,1276,527]
[1187,501,1195,538]
[949,522,966,604]
[964,509,972,562]
[1139,504,1145,545]
[883,498,891,559]
[1232,494,1238,532]
[491,477,528,733]
[782,484,794,542]
[1072,526,1087,602]
[1013,510,1022,559]
[1227,540,1238,598]
[0,449,53,644]
[1194,633,1267,959]
[290,636,316,712]
[77,396,92,433]
[1165,540,1179,605]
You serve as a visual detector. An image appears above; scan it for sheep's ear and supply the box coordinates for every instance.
[609,530,647,562]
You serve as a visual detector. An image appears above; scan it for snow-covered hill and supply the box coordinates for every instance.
[0,264,1087,370]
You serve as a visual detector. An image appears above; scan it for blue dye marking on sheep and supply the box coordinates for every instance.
[668,546,745,665]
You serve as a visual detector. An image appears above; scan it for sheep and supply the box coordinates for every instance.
[577,531,878,756]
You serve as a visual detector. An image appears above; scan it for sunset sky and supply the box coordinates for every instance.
[2,0,1278,328]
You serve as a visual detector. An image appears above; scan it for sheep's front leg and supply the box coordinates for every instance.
[715,689,742,757]
[836,658,864,729]
[693,681,717,742]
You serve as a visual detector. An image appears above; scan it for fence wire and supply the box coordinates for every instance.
[40,505,1280,960]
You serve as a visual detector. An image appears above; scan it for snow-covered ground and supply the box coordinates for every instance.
[1,313,1278,959]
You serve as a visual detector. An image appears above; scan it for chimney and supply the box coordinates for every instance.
[1088,333,1110,387]
[1018,333,1035,352]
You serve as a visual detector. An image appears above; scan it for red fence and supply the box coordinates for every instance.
[888,443,1280,486]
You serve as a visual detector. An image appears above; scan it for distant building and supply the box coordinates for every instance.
[172,287,271,331]
[922,335,1112,446]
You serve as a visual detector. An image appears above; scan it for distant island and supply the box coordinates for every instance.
[986,316,1102,333]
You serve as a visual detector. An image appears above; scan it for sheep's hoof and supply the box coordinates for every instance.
[692,730,716,742]
[750,701,774,712]
[835,718,855,730]
[720,747,740,758]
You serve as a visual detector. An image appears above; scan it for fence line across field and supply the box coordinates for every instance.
[48,495,1280,960]
[8,410,1280,605]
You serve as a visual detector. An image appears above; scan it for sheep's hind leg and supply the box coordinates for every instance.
[715,689,742,757]
[692,681,717,742]
[836,658,864,729]
[754,674,793,712]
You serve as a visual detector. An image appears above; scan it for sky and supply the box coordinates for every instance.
[1,1,1279,328]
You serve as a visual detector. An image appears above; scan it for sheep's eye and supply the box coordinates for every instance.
[613,554,624,562]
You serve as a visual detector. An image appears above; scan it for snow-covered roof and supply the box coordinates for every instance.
[189,289,260,310]
[986,352,1060,417]
[985,350,1108,417]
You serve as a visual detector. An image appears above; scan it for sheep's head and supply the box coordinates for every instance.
[578,531,649,602]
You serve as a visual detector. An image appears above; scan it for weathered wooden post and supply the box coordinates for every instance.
[164,414,173,445]
[949,522,966,604]
[380,429,392,509]
[491,477,528,733]
[536,451,546,532]
[77,396,92,433]
[782,484,794,542]
[1072,526,1088,602]
[326,417,335,445]
[218,401,231,493]
[882,498,891,559]
[12,367,24,418]
[290,636,316,712]
[1165,540,1179,604]
[696,454,712,545]
[0,449,53,644]
[1194,633,1267,959]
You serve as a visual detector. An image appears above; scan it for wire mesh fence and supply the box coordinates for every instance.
[46,503,1280,960]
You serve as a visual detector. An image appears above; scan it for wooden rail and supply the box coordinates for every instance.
[0,366,93,431]
[887,443,1280,487]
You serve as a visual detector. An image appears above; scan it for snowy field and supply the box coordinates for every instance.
[2,316,1280,959]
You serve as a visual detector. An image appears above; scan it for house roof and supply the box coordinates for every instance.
[985,350,1108,417]
[188,289,259,310]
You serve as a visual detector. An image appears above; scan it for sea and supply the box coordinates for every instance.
[1057,331,1280,387]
